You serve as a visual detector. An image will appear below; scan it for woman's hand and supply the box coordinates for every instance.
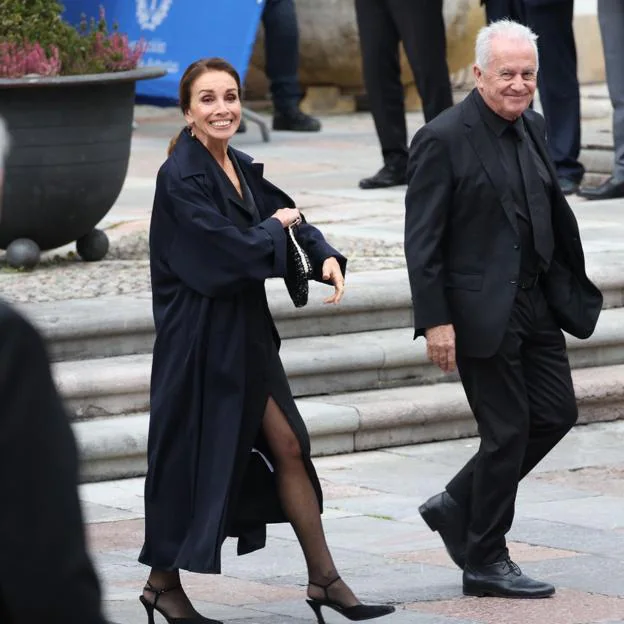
[272,207,301,228]
[322,257,345,304]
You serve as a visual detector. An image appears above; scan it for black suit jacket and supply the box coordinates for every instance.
[404,90,602,358]
[0,301,106,623]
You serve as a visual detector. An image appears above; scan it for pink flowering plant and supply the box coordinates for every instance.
[0,42,62,78]
[0,0,146,78]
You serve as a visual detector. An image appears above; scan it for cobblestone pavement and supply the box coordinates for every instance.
[85,421,624,624]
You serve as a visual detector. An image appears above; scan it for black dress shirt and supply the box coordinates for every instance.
[474,91,554,276]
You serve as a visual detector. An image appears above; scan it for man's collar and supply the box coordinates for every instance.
[473,89,517,138]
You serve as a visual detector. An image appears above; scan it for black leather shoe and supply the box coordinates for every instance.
[359,164,406,189]
[558,177,579,195]
[273,110,321,132]
[578,176,624,200]
[419,491,467,569]
[463,559,555,598]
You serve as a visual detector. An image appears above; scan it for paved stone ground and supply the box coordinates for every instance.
[86,421,624,623]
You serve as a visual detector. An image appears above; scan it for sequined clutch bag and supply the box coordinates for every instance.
[285,224,313,308]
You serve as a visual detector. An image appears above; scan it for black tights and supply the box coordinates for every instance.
[144,397,359,617]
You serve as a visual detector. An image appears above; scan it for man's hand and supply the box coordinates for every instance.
[321,257,345,304]
[425,324,456,373]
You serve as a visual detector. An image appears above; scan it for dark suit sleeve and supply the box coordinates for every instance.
[404,126,454,335]
[296,221,348,283]
[167,175,288,297]
[0,303,106,623]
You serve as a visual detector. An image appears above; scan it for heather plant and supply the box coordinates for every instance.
[0,42,62,78]
[0,0,145,78]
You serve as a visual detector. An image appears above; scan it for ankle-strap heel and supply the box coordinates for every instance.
[306,576,395,623]
[139,581,223,624]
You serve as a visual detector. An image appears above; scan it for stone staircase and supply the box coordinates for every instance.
[18,267,624,482]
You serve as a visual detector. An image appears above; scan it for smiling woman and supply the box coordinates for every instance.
[138,58,393,624]
[167,58,242,156]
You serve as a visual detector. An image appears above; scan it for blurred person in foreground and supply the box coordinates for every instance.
[405,20,601,598]
[578,0,624,200]
[138,57,394,624]
[0,118,107,623]
[482,0,584,195]
[355,0,453,189]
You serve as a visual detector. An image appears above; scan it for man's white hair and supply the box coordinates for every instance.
[0,116,9,169]
[475,19,539,72]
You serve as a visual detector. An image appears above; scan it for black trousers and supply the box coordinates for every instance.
[484,0,584,182]
[262,0,302,113]
[446,285,578,565]
[355,0,453,167]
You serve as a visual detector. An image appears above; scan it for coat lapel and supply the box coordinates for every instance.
[233,149,296,219]
[462,92,519,235]
[523,112,567,208]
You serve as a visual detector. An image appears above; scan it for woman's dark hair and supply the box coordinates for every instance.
[167,57,242,155]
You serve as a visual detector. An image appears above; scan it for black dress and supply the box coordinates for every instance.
[139,130,346,573]
[219,151,323,546]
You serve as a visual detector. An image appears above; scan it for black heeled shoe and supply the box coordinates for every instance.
[306,576,395,623]
[139,581,223,624]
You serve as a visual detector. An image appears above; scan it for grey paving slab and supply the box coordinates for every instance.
[527,555,624,597]
[324,493,431,524]
[105,599,275,623]
[530,422,624,473]
[509,518,624,560]
[513,481,597,507]
[253,601,477,624]
[393,615,480,624]
[269,514,430,556]
[222,619,314,624]
[216,536,390,581]
[518,496,624,531]
[81,477,146,514]
[314,450,454,498]
[261,562,463,605]
[81,501,143,524]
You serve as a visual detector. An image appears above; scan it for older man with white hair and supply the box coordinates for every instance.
[0,117,109,623]
[404,21,602,598]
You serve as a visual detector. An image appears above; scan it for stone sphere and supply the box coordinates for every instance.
[246,0,484,97]
[76,229,109,262]
[6,238,41,270]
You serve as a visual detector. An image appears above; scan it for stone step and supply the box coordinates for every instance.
[56,306,624,419]
[21,270,413,362]
[72,363,624,482]
[18,264,624,362]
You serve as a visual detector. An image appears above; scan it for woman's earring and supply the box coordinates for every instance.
[188,125,195,138]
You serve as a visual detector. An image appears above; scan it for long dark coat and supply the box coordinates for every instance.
[138,129,346,574]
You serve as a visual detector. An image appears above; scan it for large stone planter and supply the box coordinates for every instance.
[246,0,485,110]
[0,67,165,267]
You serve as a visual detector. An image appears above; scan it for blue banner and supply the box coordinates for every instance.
[62,0,265,102]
